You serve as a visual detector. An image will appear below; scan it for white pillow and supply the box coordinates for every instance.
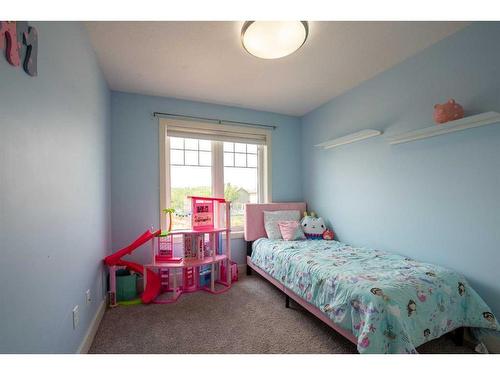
[264,210,301,240]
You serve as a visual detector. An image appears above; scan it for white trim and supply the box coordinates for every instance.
[231,231,244,239]
[315,129,382,149]
[159,118,269,145]
[257,145,264,203]
[159,120,169,231]
[77,300,106,354]
[212,141,224,229]
[223,230,244,239]
[212,141,224,198]
[262,133,271,203]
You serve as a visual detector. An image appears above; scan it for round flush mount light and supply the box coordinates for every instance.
[241,21,309,59]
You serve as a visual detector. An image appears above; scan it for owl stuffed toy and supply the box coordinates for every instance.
[300,211,328,240]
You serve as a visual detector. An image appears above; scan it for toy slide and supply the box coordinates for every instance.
[104,229,161,304]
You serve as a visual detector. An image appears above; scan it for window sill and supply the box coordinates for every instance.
[224,231,244,240]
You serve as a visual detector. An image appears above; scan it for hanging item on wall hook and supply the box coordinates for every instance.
[0,21,38,77]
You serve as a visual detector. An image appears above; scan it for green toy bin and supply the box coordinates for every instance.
[116,269,138,301]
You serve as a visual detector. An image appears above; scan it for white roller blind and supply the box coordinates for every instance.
[161,118,270,145]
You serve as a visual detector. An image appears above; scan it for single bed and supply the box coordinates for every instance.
[244,203,499,354]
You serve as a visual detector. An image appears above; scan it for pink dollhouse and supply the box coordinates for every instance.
[144,196,235,303]
[104,196,236,306]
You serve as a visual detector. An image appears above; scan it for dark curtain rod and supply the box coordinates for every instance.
[153,111,277,130]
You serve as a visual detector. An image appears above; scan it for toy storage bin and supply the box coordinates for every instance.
[136,275,144,294]
[199,265,211,287]
[116,269,138,301]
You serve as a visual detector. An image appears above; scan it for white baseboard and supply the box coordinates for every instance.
[77,299,106,354]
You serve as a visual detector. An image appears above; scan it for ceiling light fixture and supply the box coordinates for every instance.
[241,21,309,59]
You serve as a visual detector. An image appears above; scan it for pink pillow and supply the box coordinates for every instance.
[278,220,306,241]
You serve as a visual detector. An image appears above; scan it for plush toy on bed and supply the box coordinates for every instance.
[301,211,334,240]
[322,229,335,240]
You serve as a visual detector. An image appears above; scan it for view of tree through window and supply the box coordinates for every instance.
[223,142,258,228]
[169,137,260,230]
[170,137,212,228]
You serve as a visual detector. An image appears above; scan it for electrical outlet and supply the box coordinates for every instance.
[72,305,79,330]
[85,289,91,305]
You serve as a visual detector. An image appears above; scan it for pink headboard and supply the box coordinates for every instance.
[244,202,307,241]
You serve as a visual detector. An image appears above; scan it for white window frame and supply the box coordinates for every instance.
[159,118,272,238]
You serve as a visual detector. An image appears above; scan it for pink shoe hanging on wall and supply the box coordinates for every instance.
[433,99,464,124]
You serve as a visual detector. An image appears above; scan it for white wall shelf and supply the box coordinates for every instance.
[388,111,500,145]
[315,129,382,149]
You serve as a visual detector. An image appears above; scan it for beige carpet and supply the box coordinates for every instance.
[89,274,475,354]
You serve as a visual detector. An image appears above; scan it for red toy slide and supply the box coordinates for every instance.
[104,229,161,304]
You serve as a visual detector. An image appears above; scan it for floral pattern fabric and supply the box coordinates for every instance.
[251,238,499,354]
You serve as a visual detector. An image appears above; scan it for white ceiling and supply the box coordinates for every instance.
[85,21,468,116]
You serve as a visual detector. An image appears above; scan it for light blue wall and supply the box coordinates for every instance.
[301,22,500,315]
[111,91,302,264]
[5,20,496,354]
[0,22,111,353]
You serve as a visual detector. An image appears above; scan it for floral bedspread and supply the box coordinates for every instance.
[251,238,498,353]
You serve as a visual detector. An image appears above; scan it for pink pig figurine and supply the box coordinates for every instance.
[433,99,464,124]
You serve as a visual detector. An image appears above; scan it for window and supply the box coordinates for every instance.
[223,142,259,228]
[159,119,271,235]
[169,137,212,229]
